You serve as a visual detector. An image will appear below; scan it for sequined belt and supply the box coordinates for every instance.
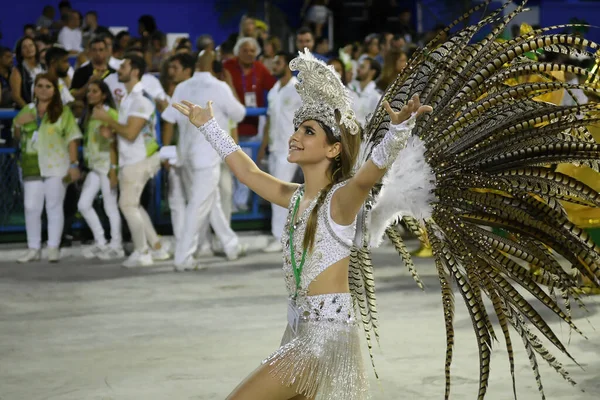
[291,293,356,325]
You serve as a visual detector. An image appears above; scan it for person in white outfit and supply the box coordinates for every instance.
[195,120,238,257]
[257,52,303,252]
[12,74,83,263]
[347,57,382,127]
[104,48,168,108]
[57,11,83,54]
[78,79,124,260]
[161,50,247,271]
[160,53,195,250]
[92,55,168,267]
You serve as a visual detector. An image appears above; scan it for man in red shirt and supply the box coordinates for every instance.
[223,37,276,211]
[223,37,276,139]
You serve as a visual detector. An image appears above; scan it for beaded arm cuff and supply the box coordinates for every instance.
[197,118,241,160]
[371,113,418,169]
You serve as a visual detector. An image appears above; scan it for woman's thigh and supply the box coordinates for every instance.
[226,361,310,400]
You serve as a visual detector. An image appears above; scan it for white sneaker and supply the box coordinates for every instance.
[97,247,125,260]
[17,249,41,263]
[122,251,153,268]
[225,243,248,261]
[263,239,283,253]
[161,239,174,256]
[82,244,108,259]
[48,247,60,263]
[174,257,207,272]
[151,247,170,261]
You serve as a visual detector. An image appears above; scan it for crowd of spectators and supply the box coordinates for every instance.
[4,0,590,263]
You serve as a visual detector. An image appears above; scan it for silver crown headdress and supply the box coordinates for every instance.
[290,48,360,138]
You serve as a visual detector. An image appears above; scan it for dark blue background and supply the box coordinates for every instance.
[0,0,282,49]
[1,0,599,50]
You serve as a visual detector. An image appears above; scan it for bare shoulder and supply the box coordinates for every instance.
[329,180,360,226]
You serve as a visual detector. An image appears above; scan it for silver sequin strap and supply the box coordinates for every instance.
[197,118,241,160]
[371,112,417,169]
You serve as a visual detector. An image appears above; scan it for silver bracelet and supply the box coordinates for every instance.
[371,113,417,169]
[198,118,241,160]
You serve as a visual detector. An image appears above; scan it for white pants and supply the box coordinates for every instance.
[77,170,122,247]
[198,162,233,249]
[269,156,299,239]
[119,154,161,252]
[174,164,239,266]
[23,177,66,249]
[168,167,186,242]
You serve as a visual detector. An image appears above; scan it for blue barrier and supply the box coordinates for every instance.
[0,107,270,233]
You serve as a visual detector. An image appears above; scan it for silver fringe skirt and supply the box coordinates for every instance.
[262,293,370,400]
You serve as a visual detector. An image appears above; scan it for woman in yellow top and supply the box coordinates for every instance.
[12,73,83,263]
[77,79,124,260]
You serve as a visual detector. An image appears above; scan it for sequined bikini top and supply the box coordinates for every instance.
[281,181,357,300]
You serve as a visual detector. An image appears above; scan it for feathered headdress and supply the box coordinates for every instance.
[290,48,360,138]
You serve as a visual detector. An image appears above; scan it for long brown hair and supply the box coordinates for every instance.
[303,111,361,251]
[34,73,63,124]
[83,79,117,130]
[377,49,407,92]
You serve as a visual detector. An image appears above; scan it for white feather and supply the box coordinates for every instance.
[367,136,436,248]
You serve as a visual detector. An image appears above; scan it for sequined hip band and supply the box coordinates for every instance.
[297,292,357,323]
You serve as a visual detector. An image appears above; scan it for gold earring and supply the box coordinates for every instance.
[332,154,342,178]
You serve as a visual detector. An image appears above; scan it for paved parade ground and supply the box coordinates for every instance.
[1,235,599,400]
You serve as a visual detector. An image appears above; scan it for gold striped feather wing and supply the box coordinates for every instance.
[357,0,600,398]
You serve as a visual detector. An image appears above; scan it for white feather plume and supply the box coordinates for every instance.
[367,136,436,248]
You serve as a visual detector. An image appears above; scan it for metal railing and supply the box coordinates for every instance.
[0,107,269,233]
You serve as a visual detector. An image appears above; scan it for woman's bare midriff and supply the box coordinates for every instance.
[306,256,351,296]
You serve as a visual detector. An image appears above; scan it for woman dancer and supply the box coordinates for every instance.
[78,80,124,260]
[174,49,431,399]
[175,2,600,397]
[13,74,82,263]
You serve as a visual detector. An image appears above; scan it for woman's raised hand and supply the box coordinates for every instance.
[383,94,433,125]
[172,100,215,128]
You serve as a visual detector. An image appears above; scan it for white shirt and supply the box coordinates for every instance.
[57,26,83,52]
[267,76,302,157]
[117,81,156,166]
[58,78,74,105]
[348,80,381,127]
[105,72,167,107]
[162,71,246,169]
[109,56,124,71]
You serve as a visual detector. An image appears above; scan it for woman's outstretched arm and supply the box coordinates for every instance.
[173,100,298,208]
[332,95,433,225]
